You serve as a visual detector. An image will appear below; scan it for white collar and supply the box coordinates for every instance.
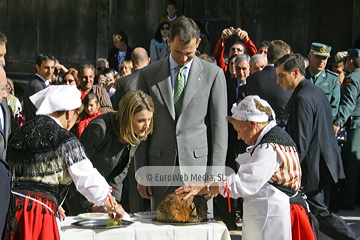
[167,15,177,21]
[36,73,50,85]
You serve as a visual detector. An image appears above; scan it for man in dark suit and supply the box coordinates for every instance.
[114,47,150,110]
[275,53,358,239]
[23,54,56,121]
[0,65,11,239]
[136,16,228,214]
[107,30,134,71]
[246,40,292,123]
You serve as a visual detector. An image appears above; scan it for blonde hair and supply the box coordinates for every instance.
[116,91,154,145]
[119,60,133,77]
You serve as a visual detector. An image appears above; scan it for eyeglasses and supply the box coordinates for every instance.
[63,79,75,84]
[161,27,170,30]
[96,67,105,71]
[230,47,243,52]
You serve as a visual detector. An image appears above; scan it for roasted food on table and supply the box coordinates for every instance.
[156,192,207,223]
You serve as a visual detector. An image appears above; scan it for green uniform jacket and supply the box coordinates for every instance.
[306,68,340,119]
[334,68,360,126]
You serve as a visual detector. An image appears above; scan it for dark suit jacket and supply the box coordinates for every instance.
[225,78,247,172]
[0,99,11,238]
[107,46,134,71]
[246,65,292,122]
[113,69,139,110]
[65,112,138,215]
[286,79,345,193]
[23,75,47,122]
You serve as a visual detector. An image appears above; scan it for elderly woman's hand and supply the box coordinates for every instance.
[175,184,207,200]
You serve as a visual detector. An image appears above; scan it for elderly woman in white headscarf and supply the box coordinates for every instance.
[5,86,125,240]
[176,96,316,240]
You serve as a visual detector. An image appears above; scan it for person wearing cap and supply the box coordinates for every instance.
[306,42,340,119]
[5,85,125,240]
[176,95,316,240]
[333,48,360,210]
[275,53,359,239]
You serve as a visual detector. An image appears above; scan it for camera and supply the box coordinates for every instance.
[105,77,111,84]
[231,29,239,35]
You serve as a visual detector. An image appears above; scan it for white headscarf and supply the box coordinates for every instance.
[30,85,82,115]
[230,95,276,122]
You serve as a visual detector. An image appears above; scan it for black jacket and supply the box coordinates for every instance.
[246,66,292,123]
[107,46,134,71]
[286,79,345,193]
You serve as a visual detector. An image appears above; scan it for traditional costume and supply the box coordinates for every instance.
[5,86,114,240]
[219,96,316,240]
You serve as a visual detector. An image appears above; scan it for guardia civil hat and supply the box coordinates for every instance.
[310,42,331,57]
[347,49,360,58]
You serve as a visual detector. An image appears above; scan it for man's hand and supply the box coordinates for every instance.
[333,124,341,135]
[237,30,249,42]
[137,183,152,199]
[221,27,240,40]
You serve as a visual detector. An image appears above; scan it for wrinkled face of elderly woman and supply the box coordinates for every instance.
[232,120,260,146]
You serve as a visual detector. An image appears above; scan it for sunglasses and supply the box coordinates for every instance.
[96,67,105,71]
[161,27,170,30]
[230,47,244,52]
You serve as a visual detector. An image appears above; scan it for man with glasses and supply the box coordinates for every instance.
[94,58,109,85]
[23,54,56,122]
[213,27,257,74]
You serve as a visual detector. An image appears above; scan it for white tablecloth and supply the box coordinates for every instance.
[59,216,230,240]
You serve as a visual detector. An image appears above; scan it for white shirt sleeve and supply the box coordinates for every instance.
[68,159,111,206]
[219,144,280,199]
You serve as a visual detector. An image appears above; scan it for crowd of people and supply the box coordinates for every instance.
[0,0,360,239]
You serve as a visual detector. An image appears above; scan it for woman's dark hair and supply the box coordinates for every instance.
[154,22,170,43]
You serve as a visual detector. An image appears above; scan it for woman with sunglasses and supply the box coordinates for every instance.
[62,68,79,86]
[150,22,171,63]
[5,85,125,240]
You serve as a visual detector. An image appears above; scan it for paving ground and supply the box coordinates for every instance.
[216,206,360,240]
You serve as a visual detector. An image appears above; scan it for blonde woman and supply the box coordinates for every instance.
[119,60,133,77]
[66,90,154,215]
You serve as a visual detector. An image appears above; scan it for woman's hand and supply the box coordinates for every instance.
[111,204,125,221]
[98,74,106,87]
[58,206,66,221]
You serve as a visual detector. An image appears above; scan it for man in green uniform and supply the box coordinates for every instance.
[306,42,340,119]
[334,49,360,210]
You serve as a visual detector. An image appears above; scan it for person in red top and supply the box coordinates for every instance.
[213,27,257,74]
[76,93,102,138]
